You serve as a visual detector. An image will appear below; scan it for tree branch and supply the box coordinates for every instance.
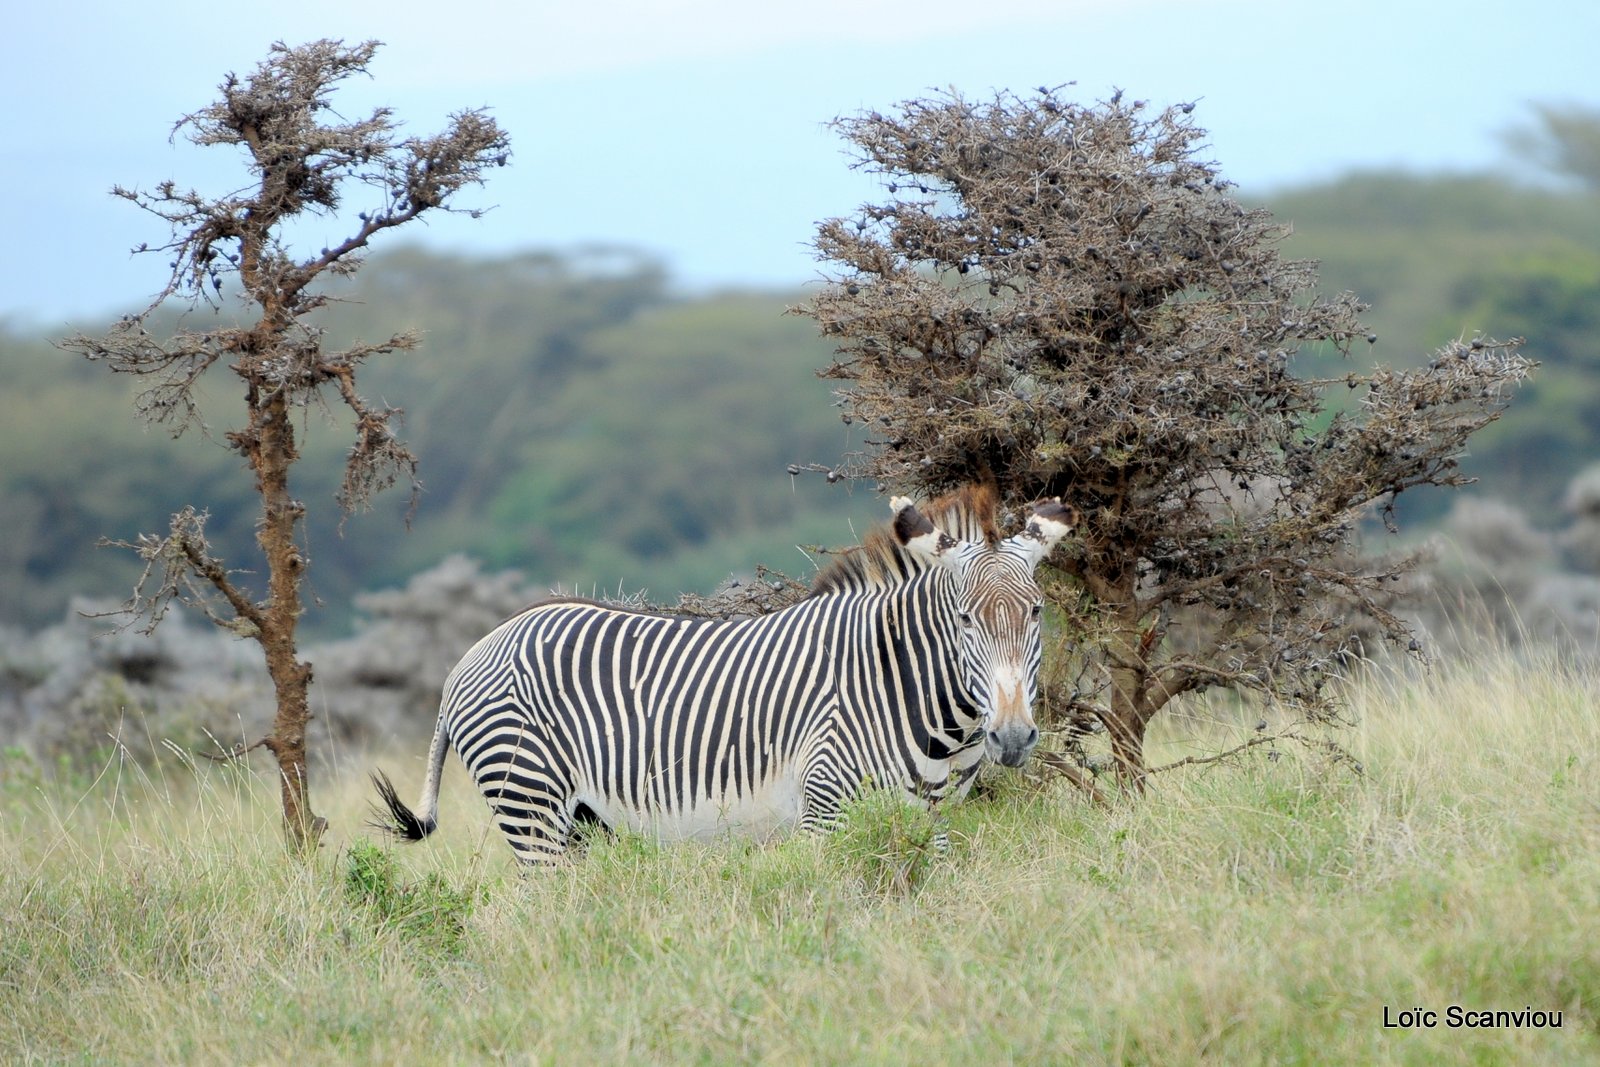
[176,529,266,635]
[199,737,271,763]
[1146,732,1283,775]
[1031,751,1109,805]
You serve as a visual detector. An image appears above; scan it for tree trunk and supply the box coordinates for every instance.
[1103,610,1154,792]
[263,654,323,851]
[1103,713,1146,789]
[255,389,326,852]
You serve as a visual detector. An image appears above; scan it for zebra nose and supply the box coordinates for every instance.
[986,725,1040,767]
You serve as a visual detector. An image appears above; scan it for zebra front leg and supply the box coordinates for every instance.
[798,760,856,836]
[801,773,953,857]
[798,799,844,836]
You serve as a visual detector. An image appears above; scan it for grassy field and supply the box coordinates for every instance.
[2,647,1596,1065]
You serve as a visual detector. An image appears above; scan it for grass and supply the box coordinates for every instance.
[1,647,1597,1064]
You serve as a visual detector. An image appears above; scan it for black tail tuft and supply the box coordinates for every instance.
[369,769,435,841]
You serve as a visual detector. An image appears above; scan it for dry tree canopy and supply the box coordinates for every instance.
[801,86,1532,780]
[72,38,512,519]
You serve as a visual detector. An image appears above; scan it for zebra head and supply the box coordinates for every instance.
[891,495,1076,767]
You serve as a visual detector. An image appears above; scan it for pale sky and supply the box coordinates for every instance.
[4,0,1597,327]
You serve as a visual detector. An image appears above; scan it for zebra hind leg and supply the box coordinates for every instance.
[485,786,579,867]
[567,801,612,851]
[501,802,613,867]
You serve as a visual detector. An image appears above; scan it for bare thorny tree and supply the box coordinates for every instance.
[64,39,510,850]
[800,87,1533,790]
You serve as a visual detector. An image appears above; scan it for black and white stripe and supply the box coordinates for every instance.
[373,489,1073,862]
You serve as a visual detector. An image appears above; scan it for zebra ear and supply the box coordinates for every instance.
[890,496,963,570]
[1006,498,1077,569]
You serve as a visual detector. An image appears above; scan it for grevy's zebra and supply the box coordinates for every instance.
[373,486,1074,862]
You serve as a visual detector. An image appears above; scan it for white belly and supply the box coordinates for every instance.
[576,770,805,843]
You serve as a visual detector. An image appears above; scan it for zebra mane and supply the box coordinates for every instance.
[810,483,1001,597]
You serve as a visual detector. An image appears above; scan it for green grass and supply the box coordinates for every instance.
[2,648,1597,1064]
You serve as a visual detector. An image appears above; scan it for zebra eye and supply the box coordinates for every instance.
[958,611,974,627]
[1031,602,1043,619]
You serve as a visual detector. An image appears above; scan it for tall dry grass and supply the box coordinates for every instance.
[1,644,1595,1064]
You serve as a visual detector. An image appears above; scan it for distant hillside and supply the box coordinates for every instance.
[1265,171,1600,520]
[0,247,878,634]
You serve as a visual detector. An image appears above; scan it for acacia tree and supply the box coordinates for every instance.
[802,87,1531,787]
[66,39,510,849]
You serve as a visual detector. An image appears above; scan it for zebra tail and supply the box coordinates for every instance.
[369,769,437,841]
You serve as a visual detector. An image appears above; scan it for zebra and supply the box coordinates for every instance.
[372,485,1074,862]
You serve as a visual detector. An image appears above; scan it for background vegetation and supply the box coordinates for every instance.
[1269,170,1600,523]
[0,246,876,637]
[4,156,1598,640]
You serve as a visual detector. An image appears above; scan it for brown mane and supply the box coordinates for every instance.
[810,484,1001,596]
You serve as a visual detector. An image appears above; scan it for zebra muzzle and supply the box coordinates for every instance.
[985,720,1040,767]
[984,675,1040,766]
